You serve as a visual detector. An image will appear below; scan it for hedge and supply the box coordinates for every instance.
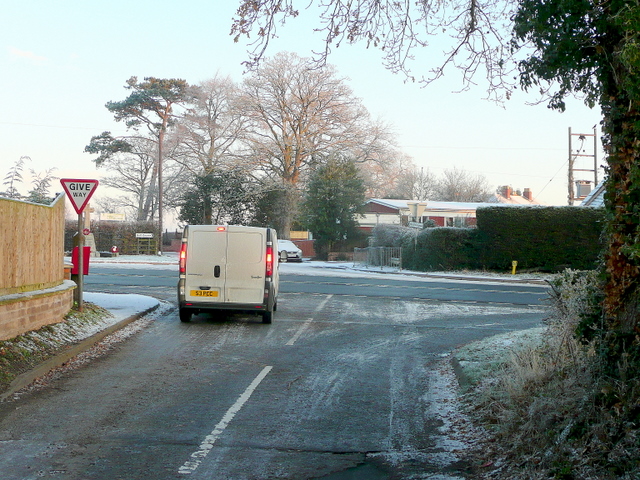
[64,220,180,254]
[396,206,605,273]
[402,227,475,271]
[474,206,605,272]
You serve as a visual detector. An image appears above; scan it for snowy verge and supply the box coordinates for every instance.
[0,293,162,401]
[84,292,159,326]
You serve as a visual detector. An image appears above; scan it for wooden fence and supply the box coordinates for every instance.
[0,193,66,295]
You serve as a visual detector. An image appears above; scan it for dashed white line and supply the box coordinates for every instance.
[285,294,333,346]
[178,365,273,475]
[286,318,313,345]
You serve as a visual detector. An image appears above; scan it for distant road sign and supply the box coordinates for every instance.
[135,233,154,238]
[101,213,126,222]
[60,179,99,214]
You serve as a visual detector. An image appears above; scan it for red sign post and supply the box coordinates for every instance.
[60,179,99,311]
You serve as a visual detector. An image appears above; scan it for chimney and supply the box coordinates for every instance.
[502,185,511,199]
[523,188,532,201]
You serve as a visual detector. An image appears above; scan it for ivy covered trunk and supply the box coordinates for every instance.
[598,4,640,377]
[601,97,640,375]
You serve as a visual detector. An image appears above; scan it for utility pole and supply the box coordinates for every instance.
[568,127,598,205]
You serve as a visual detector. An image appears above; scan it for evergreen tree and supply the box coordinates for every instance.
[302,158,366,259]
[178,171,254,226]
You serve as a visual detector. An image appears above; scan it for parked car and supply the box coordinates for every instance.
[278,239,303,262]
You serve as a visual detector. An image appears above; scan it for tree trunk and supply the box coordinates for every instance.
[600,91,640,375]
[158,127,164,254]
[140,168,157,222]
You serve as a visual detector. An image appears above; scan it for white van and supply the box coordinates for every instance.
[177,225,280,324]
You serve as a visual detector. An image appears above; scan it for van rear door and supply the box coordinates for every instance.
[184,227,227,303]
[183,226,266,305]
[224,226,266,303]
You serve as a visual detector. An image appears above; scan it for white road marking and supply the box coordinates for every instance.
[286,318,313,345]
[178,365,273,475]
[285,294,333,346]
[314,294,333,313]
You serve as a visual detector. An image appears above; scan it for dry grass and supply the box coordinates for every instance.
[458,270,640,479]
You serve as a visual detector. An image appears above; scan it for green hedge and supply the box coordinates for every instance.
[474,206,604,272]
[64,220,180,253]
[400,206,605,273]
[402,227,476,271]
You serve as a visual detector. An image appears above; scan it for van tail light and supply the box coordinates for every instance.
[179,242,187,274]
[266,245,274,278]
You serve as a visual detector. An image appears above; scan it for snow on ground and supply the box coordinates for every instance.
[84,292,159,323]
[74,254,551,326]
[81,253,552,285]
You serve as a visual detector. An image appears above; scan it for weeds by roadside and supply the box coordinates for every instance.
[459,269,640,479]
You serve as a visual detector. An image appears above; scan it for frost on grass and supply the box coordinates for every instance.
[0,303,114,393]
[454,270,640,479]
[453,327,547,391]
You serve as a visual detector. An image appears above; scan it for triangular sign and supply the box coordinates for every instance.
[60,179,99,214]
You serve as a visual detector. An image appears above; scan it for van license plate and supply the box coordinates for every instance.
[191,290,218,297]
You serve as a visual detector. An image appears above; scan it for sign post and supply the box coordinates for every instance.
[60,179,99,311]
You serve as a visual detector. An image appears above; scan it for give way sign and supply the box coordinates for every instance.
[60,179,99,214]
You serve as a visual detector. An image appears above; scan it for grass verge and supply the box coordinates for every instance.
[0,303,113,395]
[457,270,640,479]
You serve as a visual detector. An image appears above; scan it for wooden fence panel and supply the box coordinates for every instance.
[0,194,65,295]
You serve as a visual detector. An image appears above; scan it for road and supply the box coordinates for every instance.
[0,262,549,479]
[81,262,547,306]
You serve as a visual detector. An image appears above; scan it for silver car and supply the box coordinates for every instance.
[278,239,303,262]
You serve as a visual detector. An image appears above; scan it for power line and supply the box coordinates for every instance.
[537,160,569,197]
[0,121,100,130]
[400,144,563,152]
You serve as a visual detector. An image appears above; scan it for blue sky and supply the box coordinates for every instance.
[1,0,604,212]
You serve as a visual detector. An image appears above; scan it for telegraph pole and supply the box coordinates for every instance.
[568,127,598,204]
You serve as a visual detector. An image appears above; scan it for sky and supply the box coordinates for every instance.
[1,0,605,222]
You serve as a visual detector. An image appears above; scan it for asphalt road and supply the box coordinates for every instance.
[82,263,548,306]
[0,263,549,479]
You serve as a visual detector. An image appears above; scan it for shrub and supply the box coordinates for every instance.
[475,206,604,272]
[403,227,476,271]
[65,220,166,254]
[463,269,606,478]
[370,224,416,247]
[369,206,604,273]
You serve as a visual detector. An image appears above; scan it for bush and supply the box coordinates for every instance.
[402,227,476,271]
[370,224,417,247]
[475,206,605,272]
[369,206,604,273]
[463,269,607,478]
[64,220,168,254]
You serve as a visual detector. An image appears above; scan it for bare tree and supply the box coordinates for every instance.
[172,76,247,177]
[231,0,515,101]
[95,137,158,220]
[391,164,439,200]
[240,51,394,234]
[433,166,492,202]
[359,151,415,198]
